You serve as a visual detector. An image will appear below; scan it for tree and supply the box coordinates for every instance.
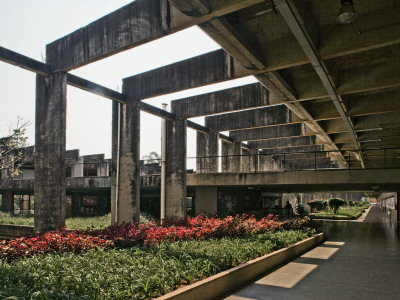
[142,151,161,165]
[0,117,32,188]
[329,198,346,214]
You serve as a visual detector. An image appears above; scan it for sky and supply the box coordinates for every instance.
[0,0,257,169]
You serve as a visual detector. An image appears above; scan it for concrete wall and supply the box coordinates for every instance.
[195,186,218,216]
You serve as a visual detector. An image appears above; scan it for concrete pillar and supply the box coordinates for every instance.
[242,148,258,172]
[196,131,219,173]
[397,192,399,222]
[1,190,13,213]
[221,141,242,172]
[34,73,67,232]
[22,195,30,214]
[165,116,187,221]
[111,100,140,224]
[71,193,82,217]
[195,186,218,216]
[71,157,84,177]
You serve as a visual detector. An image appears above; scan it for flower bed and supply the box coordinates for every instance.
[0,214,311,261]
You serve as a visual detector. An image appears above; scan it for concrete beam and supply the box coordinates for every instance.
[229,124,313,142]
[34,72,67,232]
[206,105,302,132]
[354,112,400,132]
[123,49,250,100]
[172,83,279,118]
[46,0,264,71]
[187,169,400,192]
[248,135,319,150]
[260,145,325,155]
[0,46,51,76]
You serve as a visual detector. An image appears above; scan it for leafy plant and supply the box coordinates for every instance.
[0,230,314,299]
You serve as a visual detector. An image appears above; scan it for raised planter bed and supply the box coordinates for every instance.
[0,224,34,239]
[157,233,324,300]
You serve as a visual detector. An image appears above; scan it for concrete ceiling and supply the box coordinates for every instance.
[167,0,400,169]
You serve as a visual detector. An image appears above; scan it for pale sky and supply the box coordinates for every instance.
[0,0,256,169]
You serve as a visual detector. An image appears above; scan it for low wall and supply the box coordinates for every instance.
[157,233,324,300]
[0,224,34,239]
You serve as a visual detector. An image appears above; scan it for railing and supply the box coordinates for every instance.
[1,148,400,181]
[188,147,400,173]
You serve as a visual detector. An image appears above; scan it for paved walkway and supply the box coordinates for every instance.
[224,206,400,300]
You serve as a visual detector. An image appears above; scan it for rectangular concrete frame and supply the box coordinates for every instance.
[156,233,324,300]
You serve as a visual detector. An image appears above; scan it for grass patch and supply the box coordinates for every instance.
[0,212,156,229]
[0,230,314,299]
[315,206,368,218]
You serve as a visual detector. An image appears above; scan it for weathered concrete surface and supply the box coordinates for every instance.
[195,186,217,216]
[0,224,34,239]
[241,148,258,173]
[166,103,187,221]
[172,83,277,118]
[47,0,264,71]
[221,141,242,173]
[230,123,313,142]
[0,190,13,213]
[249,135,318,149]
[206,105,301,132]
[124,49,248,100]
[111,99,140,225]
[259,145,325,155]
[196,130,219,173]
[187,169,400,192]
[34,73,67,232]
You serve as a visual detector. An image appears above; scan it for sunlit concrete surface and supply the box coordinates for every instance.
[255,263,318,289]
[225,206,400,300]
[301,246,339,260]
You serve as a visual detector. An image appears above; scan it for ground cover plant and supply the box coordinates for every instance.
[0,212,154,228]
[0,229,314,299]
[0,214,314,298]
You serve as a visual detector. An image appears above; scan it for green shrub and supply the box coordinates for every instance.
[307,200,325,212]
[328,198,346,214]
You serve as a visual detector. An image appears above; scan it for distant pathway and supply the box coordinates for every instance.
[224,206,400,300]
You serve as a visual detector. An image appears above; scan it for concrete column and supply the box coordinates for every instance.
[71,157,84,177]
[196,131,219,173]
[1,190,13,213]
[111,99,140,224]
[22,195,30,214]
[165,117,187,221]
[242,148,258,172]
[34,73,67,232]
[397,192,399,222]
[195,186,217,216]
[221,141,242,172]
[71,193,82,217]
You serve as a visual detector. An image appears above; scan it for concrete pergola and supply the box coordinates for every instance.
[1,0,400,231]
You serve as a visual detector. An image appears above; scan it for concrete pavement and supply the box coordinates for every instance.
[224,205,400,300]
